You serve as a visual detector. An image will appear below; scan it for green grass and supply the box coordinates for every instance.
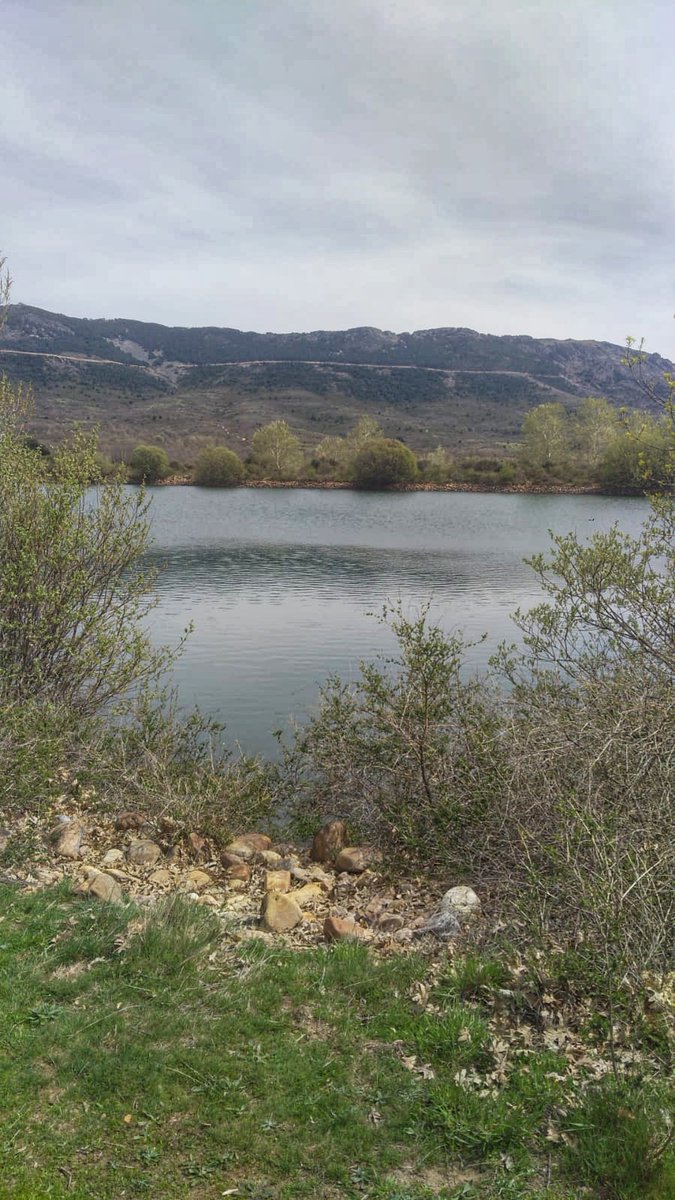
[0,884,671,1199]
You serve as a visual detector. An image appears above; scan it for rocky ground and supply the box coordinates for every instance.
[0,809,480,953]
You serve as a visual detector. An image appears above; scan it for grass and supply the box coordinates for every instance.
[0,884,672,1200]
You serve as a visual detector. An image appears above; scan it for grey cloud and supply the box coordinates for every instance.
[2,0,673,351]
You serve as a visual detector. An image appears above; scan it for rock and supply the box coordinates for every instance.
[115,810,147,831]
[88,871,123,904]
[378,913,405,933]
[228,878,248,892]
[291,882,325,907]
[148,868,173,886]
[225,834,272,860]
[183,868,212,891]
[220,851,245,869]
[416,910,461,940]
[186,832,209,859]
[440,886,482,918]
[101,848,125,867]
[310,820,346,863]
[260,850,283,868]
[226,861,251,883]
[323,915,366,942]
[53,818,85,860]
[260,892,303,933]
[265,869,291,894]
[127,839,162,868]
[308,866,334,887]
[335,846,378,874]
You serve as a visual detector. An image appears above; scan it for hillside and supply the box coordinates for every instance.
[0,304,671,460]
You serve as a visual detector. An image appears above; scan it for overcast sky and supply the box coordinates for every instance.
[3,0,673,351]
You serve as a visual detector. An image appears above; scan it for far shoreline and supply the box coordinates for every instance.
[154,476,650,498]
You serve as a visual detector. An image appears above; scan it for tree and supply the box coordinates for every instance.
[345,416,383,454]
[352,438,419,488]
[0,379,174,718]
[423,445,453,483]
[520,403,569,473]
[129,444,170,484]
[250,420,303,480]
[193,445,245,487]
[572,396,619,472]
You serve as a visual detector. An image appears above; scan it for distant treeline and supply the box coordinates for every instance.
[94,399,672,491]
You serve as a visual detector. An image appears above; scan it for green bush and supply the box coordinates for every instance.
[193,445,245,487]
[129,443,170,483]
[351,437,419,488]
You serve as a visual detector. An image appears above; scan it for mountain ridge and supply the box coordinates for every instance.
[1,303,671,459]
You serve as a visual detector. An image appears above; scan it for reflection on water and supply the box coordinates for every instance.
[140,487,647,756]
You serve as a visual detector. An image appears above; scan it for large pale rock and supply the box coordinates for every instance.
[264,869,291,894]
[53,818,85,860]
[335,846,378,874]
[311,820,346,863]
[127,839,162,868]
[260,850,283,868]
[260,892,303,933]
[440,886,481,918]
[225,834,272,860]
[324,915,366,942]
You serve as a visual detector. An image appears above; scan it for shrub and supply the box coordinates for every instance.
[193,445,245,487]
[0,380,175,719]
[351,438,419,488]
[129,443,170,483]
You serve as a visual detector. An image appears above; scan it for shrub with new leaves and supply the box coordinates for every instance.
[352,438,419,488]
[194,445,245,486]
[129,443,170,483]
[0,379,175,718]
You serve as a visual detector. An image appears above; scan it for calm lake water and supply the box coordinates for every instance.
[142,487,648,756]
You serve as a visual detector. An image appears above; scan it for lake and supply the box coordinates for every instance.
[142,487,648,756]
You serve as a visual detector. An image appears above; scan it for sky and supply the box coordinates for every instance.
[2,0,674,352]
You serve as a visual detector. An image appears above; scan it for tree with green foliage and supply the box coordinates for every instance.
[423,445,454,483]
[250,420,303,480]
[352,437,419,488]
[193,445,245,487]
[129,443,170,484]
[572,396,619,470]
[520,402,569,473]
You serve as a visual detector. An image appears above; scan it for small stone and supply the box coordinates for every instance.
[127,839,162,868]
[291,882,325,907]
[183,868,212,891]
[260,892,303,932]
[334,846,378,874]
[187,832,209,859]
[220,851,245,869]
[440,886,481,918]
[226,861,251,883]
[308,867,334,887]
[378,913,405,933]
[86,870,123,903]
[265,869,291,893]
[149,868,173,886]
[101,849,125,867]
[311,820,346,863]
[225,834,272,860]
[115,810,147,831]
[228,878,248,892]
[323,915,366,942]
[260,850,283,868]
[53,819,85,860]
